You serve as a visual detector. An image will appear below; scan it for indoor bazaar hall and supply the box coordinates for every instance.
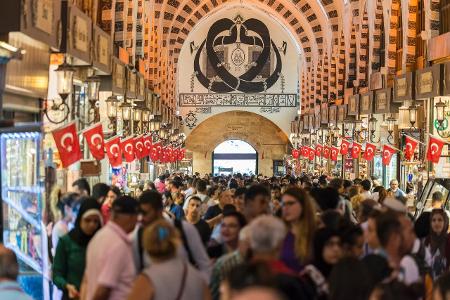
[0,0,450,299]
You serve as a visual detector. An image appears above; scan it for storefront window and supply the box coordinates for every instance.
[384,154,398,188]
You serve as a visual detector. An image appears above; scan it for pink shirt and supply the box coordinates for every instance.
[85,221,136,300]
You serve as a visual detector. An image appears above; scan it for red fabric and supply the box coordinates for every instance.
[363,143,377,161]
[52,122,82,168]
[323,146,330,159]
[142,135,152,157]
[404,136,418,161]
[101,203,111,224]
[315,144,323,157]
[426,136,445,164]
[301,146,309,157]
[134,136,145,159]
[382,145,397,166]
[121,137,135,163]
[292,148,300,159]
[351,142,362,159]
[105,136,123,167]
[308,148,315,161]
[340,139,351,155]
[268,260,297,276]
[330,147,339,161]
[83,123,105,161]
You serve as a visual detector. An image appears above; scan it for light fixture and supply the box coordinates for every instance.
[55,59,75,102]
[408,104,418,130]
[435,99,450,138]
[142,109,150,133]
[435,99,447,126]
[368,116,380,143]
[386,115,397,145]
[120,101,132,135]
[352,119,365,142]
[105,95,119,133]
[86,74,101,102]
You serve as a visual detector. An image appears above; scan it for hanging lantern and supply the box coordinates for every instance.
[435,99,447,126]
[55,59,75,101]
[86,75,101,102]
[120,101,132,121]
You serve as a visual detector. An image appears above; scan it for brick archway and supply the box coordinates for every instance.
[185,110,290,175]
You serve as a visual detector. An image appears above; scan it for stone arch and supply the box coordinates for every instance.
[185,111,290,175]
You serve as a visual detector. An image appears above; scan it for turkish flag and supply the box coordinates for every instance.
[178,148,186,160]
[151,142,162,162]
[323,146,331,159]
[382,145,397,165]
[340,139,351,155]
[173,148,180,162]
[363,143,377,161]
[82,123,105,161]
[142,135,152,157]
[52,122,82,168]
[292,148,300,159]
[105,136,122,167]
[426,136,445,163]
[315,144,323,157]
[330,147,339,161]
[121,137,135,163]
[301,146,309,157]
[308,147,315,161]
[404,135,419,161]
[134,136,145,159]
[351,142,362,159]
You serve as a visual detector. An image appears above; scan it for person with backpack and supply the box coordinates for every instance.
[131,190,212,282]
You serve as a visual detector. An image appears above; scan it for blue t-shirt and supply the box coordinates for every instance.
[169,204,185,220]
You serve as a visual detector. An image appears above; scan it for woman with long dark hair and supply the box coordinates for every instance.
[423,209,450,279]
[53,198,102,299]
[280,187,317,272]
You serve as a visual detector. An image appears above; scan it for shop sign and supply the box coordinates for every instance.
[337,104,347,123]
[393,72,414,102]
[329,105,337,126]
[93,25,112,74]
[33,0,53,34]
[127,69,137,98]
[67,4,92,63]
[416,64,441,99]
[112,58,125,95]
[347,95,359,116]
[359,91,374,115]
[445,63,450,96]
[320,103,328,124]
[374,88,392,114]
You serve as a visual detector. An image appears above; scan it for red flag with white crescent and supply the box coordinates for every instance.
[340,139,351,155]
[323,146,330,159]
[351,142,362,159]
[178,148,186,160]
[134,135,145,159]
[301,146,309,157]
[292,148,300,159]
[142,135,152,157]
[52,122,82,168]
[403,135,419,161]
[308,147,315,161]
[315,144,323,157]
[150,142,161,162]
[121,137,135,163]
[82,123,105,161]
[363,143,377,161]
[104,136,122,167]
[382,144,397,166]
[426,136,445,164]
[330,147,339,161]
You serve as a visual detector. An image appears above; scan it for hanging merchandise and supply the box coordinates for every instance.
[382,144,398,165]
[330,147,339,161]
[134,135,145,159]
[315,144,323,157]
[351,142,362,159]
[292,148,300,159]
[323,146,331,159]
[82,122,105,161]
[121,137,136,163]
[404,135,419,161]
[105,136,123,167]
[52,122,82,168]
[363,143,377,161]
[142,135,152,157]
[308,147,315,161]
[426,135,446,164]
[340,139,351,155]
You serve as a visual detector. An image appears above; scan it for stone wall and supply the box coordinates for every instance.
[185,111,289,176]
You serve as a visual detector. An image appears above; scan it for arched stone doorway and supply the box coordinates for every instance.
[185,111,290,176]
[213,140,258,175]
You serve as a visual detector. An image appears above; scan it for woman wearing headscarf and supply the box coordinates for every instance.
[53,198,103,299]
[301,227,343,300]
[423,208,450,279]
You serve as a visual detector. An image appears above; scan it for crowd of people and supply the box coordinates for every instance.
[1,172,450,300]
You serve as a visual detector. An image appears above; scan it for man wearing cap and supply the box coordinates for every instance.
[83,196,139,300]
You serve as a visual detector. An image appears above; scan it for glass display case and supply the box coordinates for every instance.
[414,178,450,218]
[0,125,48,299]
